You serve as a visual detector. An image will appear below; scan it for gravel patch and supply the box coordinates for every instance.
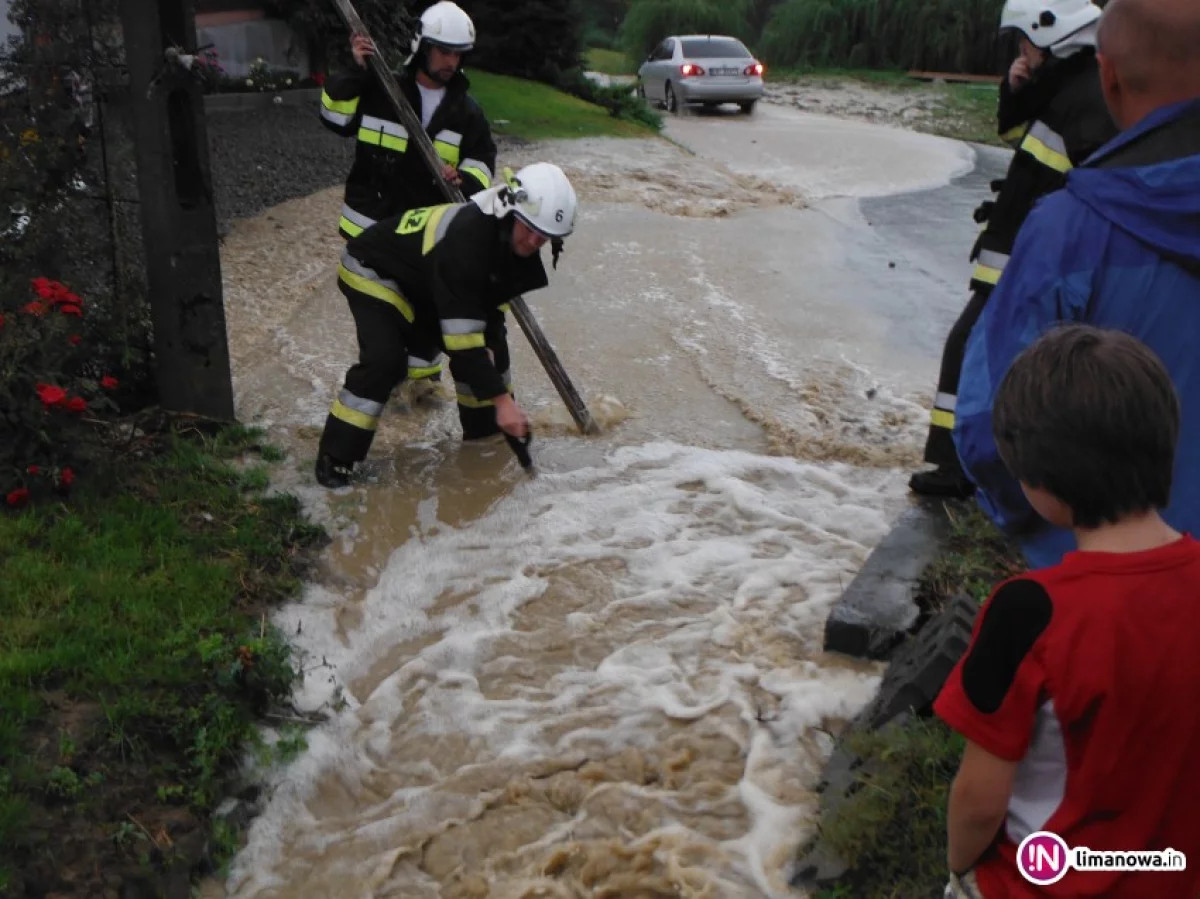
[207,104,356,231]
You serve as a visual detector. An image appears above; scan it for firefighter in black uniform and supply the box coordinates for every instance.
[317,0,496,394]
[315,163,580,489]
[910,0,1119,498]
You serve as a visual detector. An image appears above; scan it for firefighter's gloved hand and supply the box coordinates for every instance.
[495,394,529,439]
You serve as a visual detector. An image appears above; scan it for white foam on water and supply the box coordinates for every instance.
[222,442,901,898]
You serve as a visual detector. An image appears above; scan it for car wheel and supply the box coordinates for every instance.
[665,82,680,115]
[740,100,757,115]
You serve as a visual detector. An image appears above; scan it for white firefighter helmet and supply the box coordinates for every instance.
[999,0,1101,49]
[412,1,476,56]
[504,163,578,239]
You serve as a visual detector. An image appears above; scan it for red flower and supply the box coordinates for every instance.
[59,304,82,317]
[60,468,75,487]
[27,465,39,475]
[65,397,87,413]
[68,334,82,346]
[23,301,47,316]
[6,488,29,508]
[101,375,119,390]
[36,384,67,407]
[31,276,52,293]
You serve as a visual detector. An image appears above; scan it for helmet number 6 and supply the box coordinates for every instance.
[555,210,564,223]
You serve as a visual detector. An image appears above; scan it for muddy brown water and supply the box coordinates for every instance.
[206,115,976,898]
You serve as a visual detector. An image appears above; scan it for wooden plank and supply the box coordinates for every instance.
[329,0,601,439]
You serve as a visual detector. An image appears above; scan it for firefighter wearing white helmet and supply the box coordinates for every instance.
[314,164,580,488]
[317,0,496,399]
[909,0,1118,501]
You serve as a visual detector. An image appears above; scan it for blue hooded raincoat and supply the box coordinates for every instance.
[954,99,1200,569]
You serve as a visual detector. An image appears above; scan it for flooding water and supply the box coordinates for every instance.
[210,107,980,898]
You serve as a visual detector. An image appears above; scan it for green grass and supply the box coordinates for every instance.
[0,422,325,894]
[467,69,656,141]
[808,501,1025,898]
[585,47,636,76]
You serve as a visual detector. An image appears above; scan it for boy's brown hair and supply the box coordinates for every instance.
[993,324,1180,529]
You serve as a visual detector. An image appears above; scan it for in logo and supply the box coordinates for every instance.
[1017,831,1070,886]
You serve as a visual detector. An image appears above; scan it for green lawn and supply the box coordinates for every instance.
[0,423,324,895]
[585,47,636,76]
[467,69,655,141]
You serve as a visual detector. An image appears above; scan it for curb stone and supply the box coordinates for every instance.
[823,498,954,660]
[791,593,979,892]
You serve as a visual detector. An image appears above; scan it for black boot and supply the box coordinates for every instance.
[909,465,976,499]
[315,453,354,488]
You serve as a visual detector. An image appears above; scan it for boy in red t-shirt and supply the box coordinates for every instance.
[934,324,1200,898]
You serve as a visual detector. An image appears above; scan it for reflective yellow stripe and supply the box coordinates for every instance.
[456,387,513,409]
[444,332,486,351]
[972,262,1002,286]
[339,215,365,237]
[331,399,379,431]
[422,205,453,255]
[322,92,359,115]
[408,363,443,379]
[461,164,491,187]
[930,409,955,430]
[435,140,461,166]
[498,303,510,313]
[1020,133,1072,174]
[1000,122,1027,147]
[337,263,415,322]
[358,128,408,153]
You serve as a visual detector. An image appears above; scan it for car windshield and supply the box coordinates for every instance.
[680,38,750,59]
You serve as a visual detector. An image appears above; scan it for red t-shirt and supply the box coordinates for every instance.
[934,535,1200,898]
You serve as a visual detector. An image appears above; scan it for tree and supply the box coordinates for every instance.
[460,0,585,84]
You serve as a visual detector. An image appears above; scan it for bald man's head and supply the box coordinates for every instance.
[1097,0,1200,127]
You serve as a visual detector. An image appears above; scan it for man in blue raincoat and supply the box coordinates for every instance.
[953,0,1200,571]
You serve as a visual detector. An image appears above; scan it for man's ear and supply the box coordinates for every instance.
[1097,52,1124,126]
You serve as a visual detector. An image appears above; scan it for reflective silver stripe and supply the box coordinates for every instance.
[1027,121,1067,156]
[340,204,376,232]
[459,158,493,181]
[434,129,463,147]
[935,392,957,412]
[360,115,407,139]
[340,251,403,293]
[441,317,486,334]
[976,249,1010,272]
[431,203,463,247]
[321,107,354,127]
[338,389,384,418]
[409,354,443,368]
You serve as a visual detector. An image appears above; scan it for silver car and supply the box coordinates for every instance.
[636,34,765,115]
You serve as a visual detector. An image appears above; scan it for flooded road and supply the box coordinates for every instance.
[211,102,1002,898]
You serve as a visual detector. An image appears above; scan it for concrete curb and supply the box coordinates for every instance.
[823,498,954,660]
[790,592,979,892]
[204,88,322,114]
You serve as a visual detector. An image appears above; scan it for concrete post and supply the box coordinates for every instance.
[117,0,235,421]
